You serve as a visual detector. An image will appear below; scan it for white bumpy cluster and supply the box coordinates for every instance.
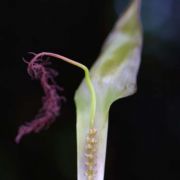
[85,128,97,180]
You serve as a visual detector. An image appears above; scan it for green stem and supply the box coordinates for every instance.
[32,52,96,127]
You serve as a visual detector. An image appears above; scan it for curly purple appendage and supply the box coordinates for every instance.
[15,53,65,143]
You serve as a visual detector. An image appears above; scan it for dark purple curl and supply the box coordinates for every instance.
[15,54,64,143]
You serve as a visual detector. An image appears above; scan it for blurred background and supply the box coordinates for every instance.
[0,0,180,179]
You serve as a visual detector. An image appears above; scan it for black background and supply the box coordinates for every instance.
[0,0,180,179]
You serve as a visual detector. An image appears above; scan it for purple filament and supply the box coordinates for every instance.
[15,53,64,143]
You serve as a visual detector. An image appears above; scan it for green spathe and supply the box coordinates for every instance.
[75,0,142,180]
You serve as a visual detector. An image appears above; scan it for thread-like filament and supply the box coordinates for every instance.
[85,128,97,180]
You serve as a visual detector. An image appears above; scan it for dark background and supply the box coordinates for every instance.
[0,0,180,179]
